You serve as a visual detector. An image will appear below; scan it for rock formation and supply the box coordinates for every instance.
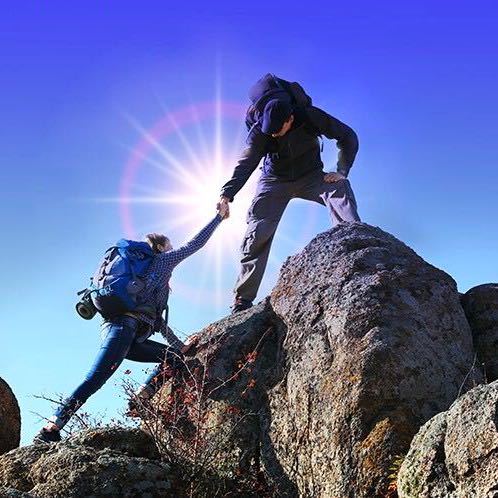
[160,223,482,497]
[0,428,173,498]
[398,380,498,497]
[0,378,21,456]
[0,223,489,497]
[461,283,498,382]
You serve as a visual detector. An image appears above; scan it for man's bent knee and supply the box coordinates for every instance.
[241,219,278,256]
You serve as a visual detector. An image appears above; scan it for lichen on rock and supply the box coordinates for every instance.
[398,380,498,497]
[0,428,172,498]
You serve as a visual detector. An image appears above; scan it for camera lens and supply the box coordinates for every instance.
[76,301,97,320]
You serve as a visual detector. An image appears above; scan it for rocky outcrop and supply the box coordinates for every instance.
[0,378,21,455]
[166,299,292,495]
[0,426,268,498]
[1,223,486,497]
[163,223,481,497]
[461,283,498,381]
[268,223,481,497]
[0,428,174,497]
[398,380,498,497]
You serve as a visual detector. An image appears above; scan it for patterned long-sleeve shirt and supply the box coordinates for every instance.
[133,214,222,344]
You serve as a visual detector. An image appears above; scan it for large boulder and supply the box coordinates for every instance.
[461,283,498,381]
[0,378,21,455]
[267,223,481,497]
[398,380,498,497]
[0,428,174,497]
[160,223,481,497]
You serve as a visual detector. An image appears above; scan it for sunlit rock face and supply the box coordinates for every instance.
[398,380,498,498]
[461,283,498,382]
[267,223,481,497]
[0,378,20,456]
[166,222,481,497]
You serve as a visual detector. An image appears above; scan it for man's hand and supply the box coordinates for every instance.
[216,196,230,219]
[324,172,346,183]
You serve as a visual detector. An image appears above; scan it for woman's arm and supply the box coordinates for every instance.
[159,214,223,268]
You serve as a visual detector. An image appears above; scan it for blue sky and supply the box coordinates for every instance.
[1,1,497,443]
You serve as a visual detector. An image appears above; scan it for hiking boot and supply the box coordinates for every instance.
[231,298,253,314]
[33,427,61,444]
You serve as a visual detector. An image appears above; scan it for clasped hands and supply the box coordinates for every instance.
[216,196,230,219]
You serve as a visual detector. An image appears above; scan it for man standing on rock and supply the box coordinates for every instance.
[218,74,361,313]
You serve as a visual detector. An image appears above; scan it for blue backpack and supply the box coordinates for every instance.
[88,239,156,318]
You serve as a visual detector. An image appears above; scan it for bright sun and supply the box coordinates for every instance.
[117,100,258,259]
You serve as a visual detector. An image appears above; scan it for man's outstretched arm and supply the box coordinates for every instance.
[306,106,359,177]
[220,130,268,202]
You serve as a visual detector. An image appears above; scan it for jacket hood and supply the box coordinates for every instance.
[248,73,291,107]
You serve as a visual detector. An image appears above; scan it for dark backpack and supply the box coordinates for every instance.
[87,239,155,318]
[245,73,313,132]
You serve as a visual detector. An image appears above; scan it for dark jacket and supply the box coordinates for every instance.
[220,106,359,201]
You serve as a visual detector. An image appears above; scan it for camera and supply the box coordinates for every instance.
[76,289,98,320]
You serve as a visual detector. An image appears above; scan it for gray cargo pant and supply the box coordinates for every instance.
[235,169,360,302]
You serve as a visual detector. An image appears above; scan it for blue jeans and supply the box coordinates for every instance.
[51,315,180,429]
